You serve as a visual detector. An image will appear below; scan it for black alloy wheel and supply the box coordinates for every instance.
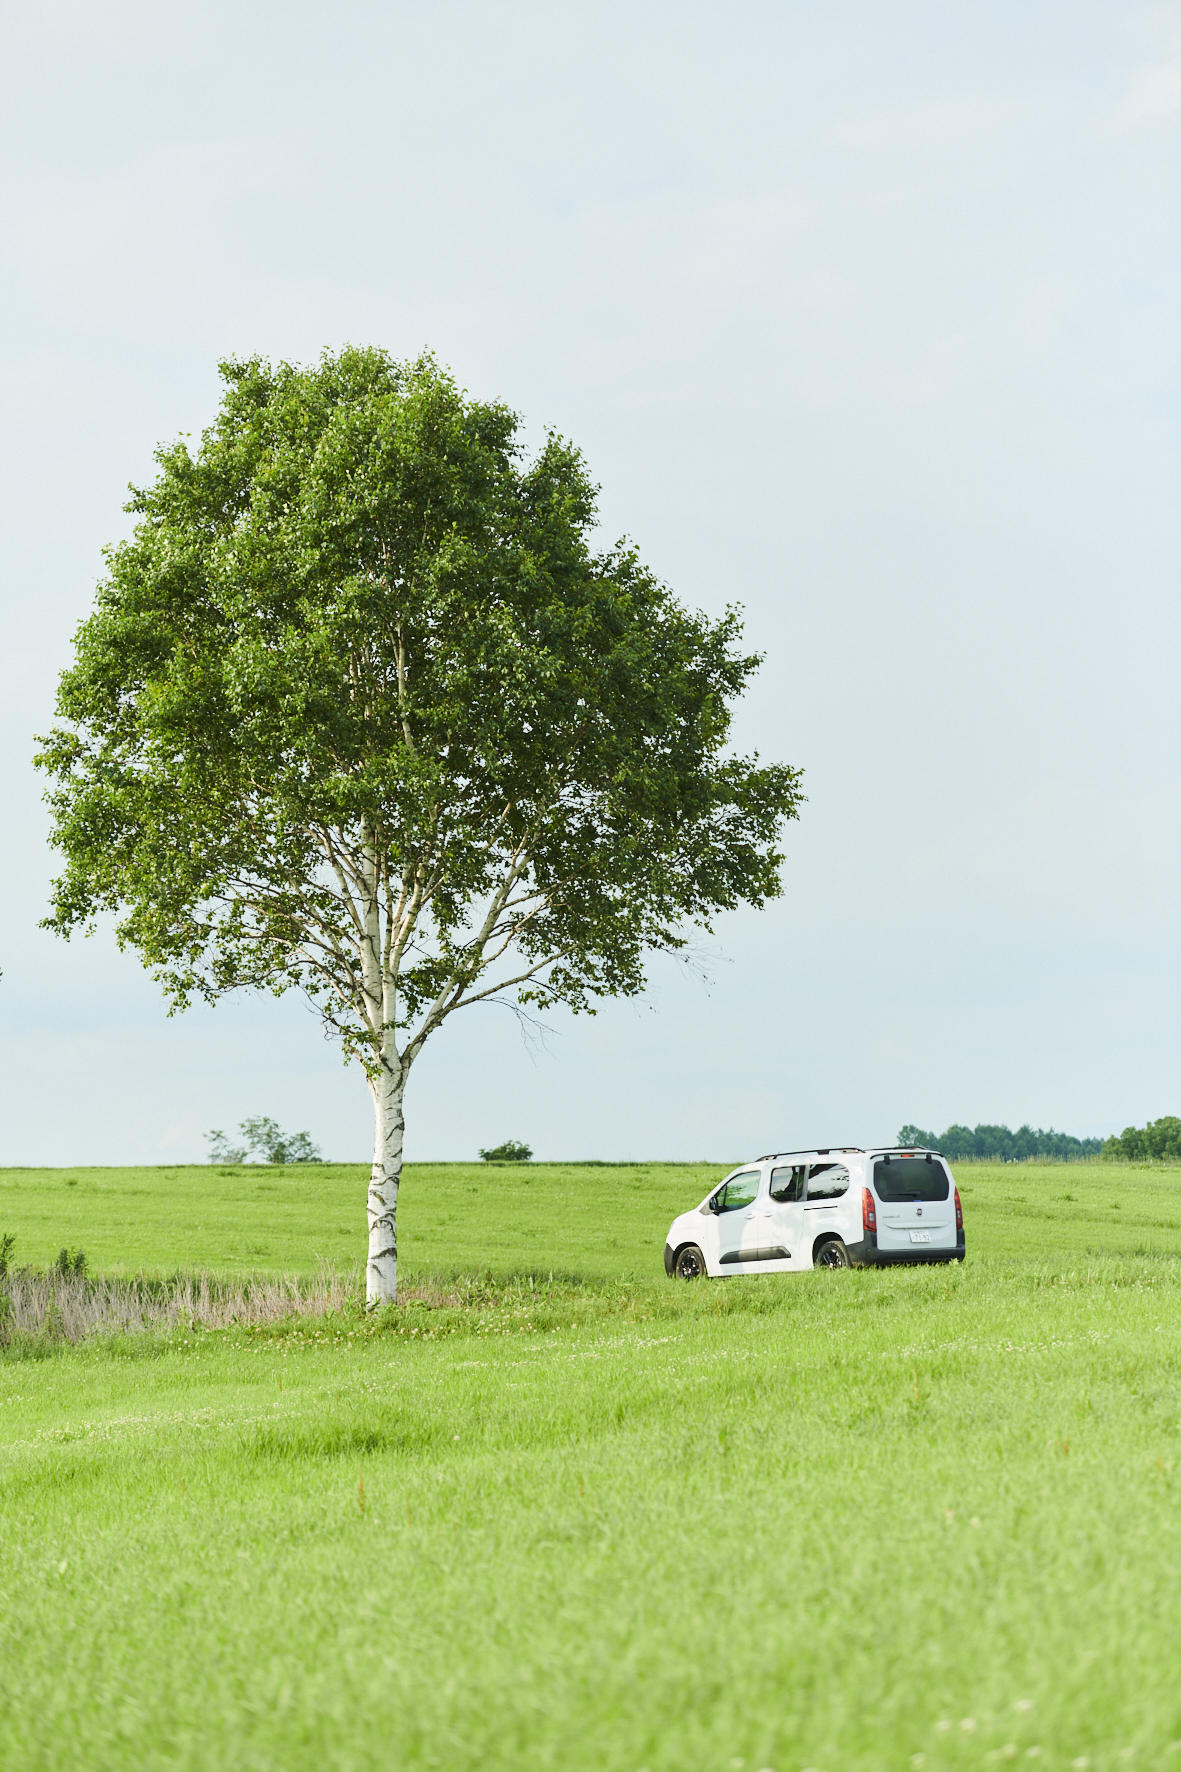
[674,1244,707,1280]
[814,1238,851,1269]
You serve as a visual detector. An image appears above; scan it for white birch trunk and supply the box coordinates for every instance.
[366,1057,405,1305]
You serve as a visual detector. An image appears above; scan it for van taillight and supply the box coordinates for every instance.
[954,1187,963,1231]
[862,1188,877,1235]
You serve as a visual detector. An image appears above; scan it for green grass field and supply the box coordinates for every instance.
[2,1160,1180,1771]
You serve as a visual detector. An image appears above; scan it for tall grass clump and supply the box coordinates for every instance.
[0,1263,360,1348]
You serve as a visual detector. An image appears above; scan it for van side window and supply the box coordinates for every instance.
[714,1169,760,1213]
[769,1164,805,1202]
[806,1163,850,1201]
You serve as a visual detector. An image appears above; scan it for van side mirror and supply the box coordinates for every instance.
[708,1194,722,1214]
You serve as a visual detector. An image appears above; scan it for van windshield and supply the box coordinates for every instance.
[874,1157,950,1202]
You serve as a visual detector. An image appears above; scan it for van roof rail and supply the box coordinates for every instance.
[752,1145,949,1163]
[757,1147,865,1161]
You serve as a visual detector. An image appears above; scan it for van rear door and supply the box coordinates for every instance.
[871,1155,956,1253]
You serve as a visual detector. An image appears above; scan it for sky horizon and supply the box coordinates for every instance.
[2,0,1178,1165]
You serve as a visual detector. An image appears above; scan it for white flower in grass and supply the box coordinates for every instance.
[935,1721,953,1734]
[1014,1699,1034,1713]
[1072,1759,1091,1768]
[960,1719,977,1733]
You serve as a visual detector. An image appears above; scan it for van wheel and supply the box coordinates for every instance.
[674,1244,707,1279]
[814,1238,851,1269]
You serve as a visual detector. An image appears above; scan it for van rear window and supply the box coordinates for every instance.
[873,1157,950,1202]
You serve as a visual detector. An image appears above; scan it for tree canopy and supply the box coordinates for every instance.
[38,348,803,1299]
[1101,1117,1181,1163]
[896,1123,1104,1162]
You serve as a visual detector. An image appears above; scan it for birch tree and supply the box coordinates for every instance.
[37,349,804,1302]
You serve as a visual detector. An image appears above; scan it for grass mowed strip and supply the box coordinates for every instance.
[1,1166,1179,1770]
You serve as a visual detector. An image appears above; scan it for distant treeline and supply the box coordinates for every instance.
[897,1123,1104,1162]
[1101,1117,1181,1162]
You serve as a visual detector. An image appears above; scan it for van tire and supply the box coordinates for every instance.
[814,1237,851,1269]
[674,1244,707,1280]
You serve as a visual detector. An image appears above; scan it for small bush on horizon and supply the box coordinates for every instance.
[52,1247,88,1279]
[478,1139,533,1164]
[206,1118,323,1165]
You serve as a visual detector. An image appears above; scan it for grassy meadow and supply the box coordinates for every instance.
[1,1159,1179,1771]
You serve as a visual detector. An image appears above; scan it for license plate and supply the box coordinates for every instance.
[909,1229,931,1244]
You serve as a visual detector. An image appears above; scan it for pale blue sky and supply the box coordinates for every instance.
[2,0,1178,1162]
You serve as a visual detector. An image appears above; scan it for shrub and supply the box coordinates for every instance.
[0,1231,15,1281]
[478,1140,533,1164]
[205,1118,323,1164]
[53,1248,88,1279]
[205,1129,248,1163]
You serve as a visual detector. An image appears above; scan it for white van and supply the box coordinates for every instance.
[663,1147,965,1278]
